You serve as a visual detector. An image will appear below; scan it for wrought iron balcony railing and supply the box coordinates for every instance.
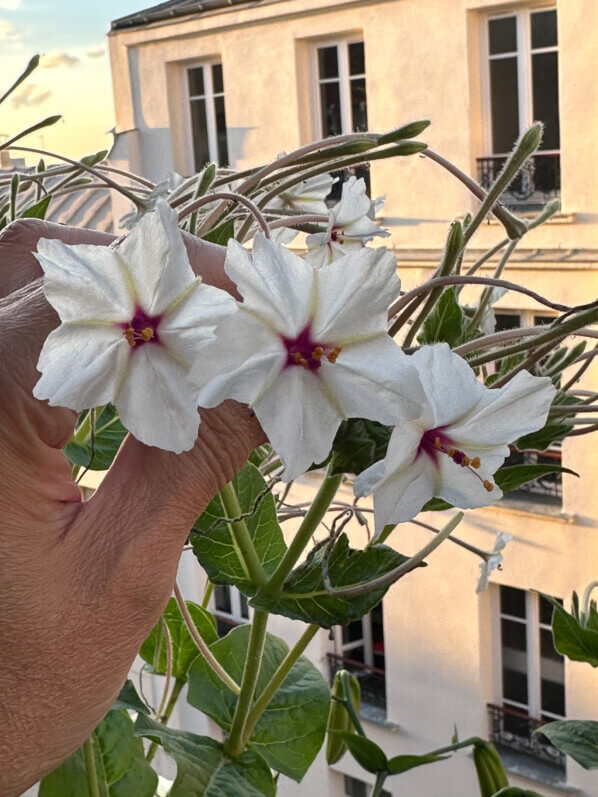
[477,152,560,209]
[487,703,565,768]
[327,652,386,712]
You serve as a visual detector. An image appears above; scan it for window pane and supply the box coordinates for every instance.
[348,41,365,75]
[540,595,561,625]
[490,57,520,153]
[540,628,565,715]
[495,313,521,331]
[350,77,368,132]
[502,617,528,705]
[489,16,517,55]
[318,46,338,79]
[212,63,224,94]
[532,10,558,49]
[188,67,204,97]
[214,584,232,614]
[320,80,342,137]
[240,591,249,619]
[501,586,526,618]
[214,94,229,166]
[532,51,560,150]
[190,98,210,170]
[342,618,364,645]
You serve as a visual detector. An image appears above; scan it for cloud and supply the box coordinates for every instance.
[0,1,21,10]
[12,84,52,110]
[40,51,80,69]
[87,48,105,59]
[0,19,20,42]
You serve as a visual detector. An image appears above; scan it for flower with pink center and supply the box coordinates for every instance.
[306,176,390,268]
[189,235,424,480]
[354,343,557,534]
[33,200,236,453]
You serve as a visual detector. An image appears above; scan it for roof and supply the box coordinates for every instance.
[111,0,267,31]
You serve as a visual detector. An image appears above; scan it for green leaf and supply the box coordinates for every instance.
[330,418,392,476]
[251,533,410,627]
[80,149,108,167]
[377,119,431,145]
[21,194,52,219]
[202,218,235,245]
[187,625,330,781]
[387,752,447,775]
[495,464,577,493]
[113,679,149,714]
[139,597,218,680]
[334,732,387,773]
[492,789,545,797]
[418,288,467,347]
[541,594,598,667]
[40,710,157,797]
[516,421,573,451]
[63,405,127,471]
[536,720,598,769]
[134,714,275,796]
[191,463,286,595]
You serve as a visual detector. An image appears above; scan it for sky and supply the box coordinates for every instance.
[1,0,145,164]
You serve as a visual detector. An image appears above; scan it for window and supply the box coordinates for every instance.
[314,40,369,201]
[187,63,229,171]
[488,586,565,770]
[344,775,391,797]
[212,584,249,637]
[479,8,560,207]
[328,603,386,712]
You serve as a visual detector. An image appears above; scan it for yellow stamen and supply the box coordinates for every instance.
[292,352,303,364]
[312,346,324,360]
[447,447,456,457]
[124,327,136,347]
[299,357,309,370]
[434,436,442,450]
[140,327,154,342]
[471,457,481,469]
[483,480,494,492]
[461,456,471,468]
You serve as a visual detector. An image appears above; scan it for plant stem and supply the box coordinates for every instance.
[82,736,101,797]
[370,771,389,797]
[202,580,214,609]
[173,582,241,694]
[219,481,268,588]
[242,623,319,744]
[339,670,366,736]
[225,610,269,757]
[262,467,343,598]
[146,678,185,764]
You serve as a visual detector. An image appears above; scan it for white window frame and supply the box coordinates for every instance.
[183,60,227,172]
[492,586,566,722]
[481,5,559,158]
[211,584,250,626]
[311,38,367,140]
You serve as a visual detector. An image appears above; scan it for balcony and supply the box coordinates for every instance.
[477,152,560,211]
[327,653,386,713]
[487,703,565,769]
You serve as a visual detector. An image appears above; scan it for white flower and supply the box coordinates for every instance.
[476,532,513,593]
[120,172,184,230]
[34,200,235,453]
[354,343,556,534]
[189,235,424,480]
[306,176,390,267]
[268,173,336,214]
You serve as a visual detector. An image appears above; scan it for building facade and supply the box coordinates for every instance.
[106,2,598,795]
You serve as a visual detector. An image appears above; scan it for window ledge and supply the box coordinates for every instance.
[482,211,576,225]
[359,703,399,731]
[478,496,575,524]
[497,747,579,794]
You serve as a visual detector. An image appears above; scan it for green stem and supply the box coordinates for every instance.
[219,481,267,588]
[340,670,366,736]
[370,771,389,797]
[202,580,214,609]
[242,624,319,744]
[146,678,185,764]
[82,736,101,797]
[262,467,343,598]
[225,610,269,757]
[464,239,518,335]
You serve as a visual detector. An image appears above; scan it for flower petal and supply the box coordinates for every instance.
[224,235,314,337]
[380,422,423,476]
[35,239,134,322]
[191,310,286,408]
[369,456,437,534]
[159,281,237,366]
[253,367,343,481]
[312,247,400,341]
[436,454,503,509]
[116,199,196,316]
[34,323,129,410]
[333,176,371,226]
[410,343,483,429]
[318,335,424,425]
[448,369,556,447]
[114,344,200,453]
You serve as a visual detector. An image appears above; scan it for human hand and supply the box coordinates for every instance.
[0,219,264,796]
